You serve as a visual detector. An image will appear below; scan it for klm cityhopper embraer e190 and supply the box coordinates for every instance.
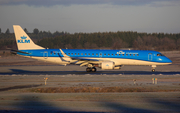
[13,25,172,72]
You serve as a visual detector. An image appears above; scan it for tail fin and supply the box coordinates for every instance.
[13,25,44,50]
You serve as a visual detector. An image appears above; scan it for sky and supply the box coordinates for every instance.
[0,0,180,33]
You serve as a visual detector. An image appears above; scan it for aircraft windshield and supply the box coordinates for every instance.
[157,53,164,56]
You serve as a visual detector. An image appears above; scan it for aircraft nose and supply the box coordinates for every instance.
[166,58,172,63]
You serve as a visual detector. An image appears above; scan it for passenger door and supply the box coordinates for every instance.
[148,53,152,61]
[43,51,48,59]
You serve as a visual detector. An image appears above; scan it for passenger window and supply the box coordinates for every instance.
[92,53,94,55]
[75,53,76,55]
[137,54,139,56]
[88,53,90,55]
[115,54,117,56]
[71,53,73,55]
[68,53,70,55]
[104,54,106,56]
[81,53,83,55]
[122,54,124,56]
[130,54,131,56]
[108,54,110,56]
[96,53,98,56]
[133,54,135,56]
[85,53,87,55]
[112,54,113,56]
[78,53,80,55]
[126,54,128,56]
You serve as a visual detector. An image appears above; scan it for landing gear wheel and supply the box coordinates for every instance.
[91,67,96,72]
[152,69,155,72]
[86,68,91,72]
[151,65,156,72]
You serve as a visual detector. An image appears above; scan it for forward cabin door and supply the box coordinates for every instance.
[148,53,152,61]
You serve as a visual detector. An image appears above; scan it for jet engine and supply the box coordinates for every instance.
[100,61,121,70]
[100,61,115,70]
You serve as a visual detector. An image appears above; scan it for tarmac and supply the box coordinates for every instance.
[0,54,180,112]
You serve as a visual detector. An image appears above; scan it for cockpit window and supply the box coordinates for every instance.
[157,54,164,56]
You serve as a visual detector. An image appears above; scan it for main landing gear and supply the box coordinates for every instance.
[86,67,97,72]
[86,64,97,72]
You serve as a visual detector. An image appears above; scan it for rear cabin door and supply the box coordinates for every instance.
[43,51,48,59]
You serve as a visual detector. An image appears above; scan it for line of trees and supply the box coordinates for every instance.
[0,28,180,51]
[36,31,180,51]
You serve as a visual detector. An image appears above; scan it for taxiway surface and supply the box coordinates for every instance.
[0,54,180,112]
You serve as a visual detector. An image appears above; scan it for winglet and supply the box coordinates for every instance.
[59,49,72,62]
[59,49,70,58]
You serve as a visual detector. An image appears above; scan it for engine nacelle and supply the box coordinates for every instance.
[100,61,115,70]
[113,66,121,70]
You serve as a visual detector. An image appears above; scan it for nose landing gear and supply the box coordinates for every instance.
[151,65,156,72]
[152,69,155,72]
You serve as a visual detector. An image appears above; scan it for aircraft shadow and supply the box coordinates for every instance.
[0,69,180,75]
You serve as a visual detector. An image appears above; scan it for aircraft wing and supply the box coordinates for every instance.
[72,57,99,61]
[59,49,103,66]
[72,58,102,66]
[72,57,103,66]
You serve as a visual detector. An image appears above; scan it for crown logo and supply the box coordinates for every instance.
[21,36,27,39]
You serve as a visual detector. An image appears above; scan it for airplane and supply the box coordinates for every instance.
[12,25,172,72]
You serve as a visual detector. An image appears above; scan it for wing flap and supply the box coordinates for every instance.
[80,62,89,67]
[75,61,85,64]
[72,57,99,61]
[59,49,104,66]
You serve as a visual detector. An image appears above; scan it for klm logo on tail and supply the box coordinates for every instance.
[18,36,30,43]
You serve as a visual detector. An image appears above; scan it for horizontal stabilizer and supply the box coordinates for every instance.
[11,49,30,55]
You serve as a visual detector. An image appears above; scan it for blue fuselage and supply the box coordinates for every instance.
[17,49,172,64]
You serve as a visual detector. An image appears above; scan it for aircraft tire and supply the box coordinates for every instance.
[86,68,91,72]
[152,69,155,72]
[91,67,96,72]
